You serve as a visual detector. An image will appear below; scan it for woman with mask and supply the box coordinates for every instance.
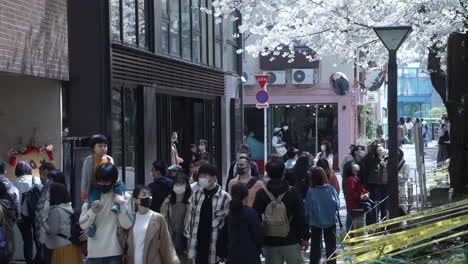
[316,158,340,195]
[344,163,370,231]
[272,128,287,157]
[127,185,179,264]
[314,140,334,170]
[171,131,184,166]
[160,172,192,264]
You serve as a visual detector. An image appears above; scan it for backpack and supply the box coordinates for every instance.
[262,186,291,238]
[58,210,84,246]
[21,177,41,220]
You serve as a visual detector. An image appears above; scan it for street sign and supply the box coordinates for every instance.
[256,90,269,104]
[255,74,270,89]
[256,103,269,109]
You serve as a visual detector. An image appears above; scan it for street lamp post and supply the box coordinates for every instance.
[373,25,412,219]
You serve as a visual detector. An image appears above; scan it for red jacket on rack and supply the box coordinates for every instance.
[345,175,370,213]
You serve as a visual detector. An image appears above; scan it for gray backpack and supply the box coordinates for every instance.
[262,186,290,238]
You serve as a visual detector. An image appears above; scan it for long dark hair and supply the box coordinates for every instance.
[293,155,311,198]
[132,184,151,212]
[229,183,248,219]
[310,167,329,188]
[316,158,332,181]
[170,172,192,204]
[320,140,332,157]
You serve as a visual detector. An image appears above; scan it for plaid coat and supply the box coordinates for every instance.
[185,185,230,264]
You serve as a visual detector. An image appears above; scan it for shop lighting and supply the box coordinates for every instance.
[306,105,310,107]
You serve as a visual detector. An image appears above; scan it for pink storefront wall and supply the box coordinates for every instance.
[244,83,357,168]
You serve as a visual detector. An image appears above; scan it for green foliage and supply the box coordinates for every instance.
[429,106,447,118]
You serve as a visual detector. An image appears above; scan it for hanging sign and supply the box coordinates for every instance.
[255,74,270,89]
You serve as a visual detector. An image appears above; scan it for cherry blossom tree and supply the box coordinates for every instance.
[212,0,467,67]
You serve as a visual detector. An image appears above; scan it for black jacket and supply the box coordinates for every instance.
[147,177,174,213]
[252,179,309,246]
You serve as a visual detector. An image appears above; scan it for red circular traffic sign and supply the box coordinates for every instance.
[256,90,269,104]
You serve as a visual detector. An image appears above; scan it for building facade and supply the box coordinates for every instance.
[67,0,241,190]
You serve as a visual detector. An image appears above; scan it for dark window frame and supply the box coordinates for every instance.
[113,0,152,50]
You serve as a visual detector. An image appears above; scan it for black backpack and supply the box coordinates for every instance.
[21,177,41,220]
[58,209,84,246]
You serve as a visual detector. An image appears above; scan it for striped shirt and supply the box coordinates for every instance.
[185,184,231,264]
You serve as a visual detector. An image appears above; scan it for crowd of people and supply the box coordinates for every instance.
[0,132,414,264]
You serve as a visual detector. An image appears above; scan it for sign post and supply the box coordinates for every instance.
[255,74,270,172]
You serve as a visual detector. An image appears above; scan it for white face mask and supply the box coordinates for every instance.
[282,126,288,130]
[352,164,360,171]
[199,146,205,151]
[321,145,326,151]
[173,186,186,195]
[198,178,212,188]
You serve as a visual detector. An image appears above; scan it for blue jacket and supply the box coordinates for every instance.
[147,177,174,213]
[304,184,339,229]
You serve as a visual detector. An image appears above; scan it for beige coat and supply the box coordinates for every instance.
[160,197,191,235]
[127,211,180,264]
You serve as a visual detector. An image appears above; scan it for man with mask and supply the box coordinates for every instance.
[79,163,133,264]
[342,146,368,195]
[281,122,292,148]
[198,139,211,162]
[226,144,259,191]
[364,143,388,223]
[148,160,174,213]
[227,156,263,207]
[186,164,230,264]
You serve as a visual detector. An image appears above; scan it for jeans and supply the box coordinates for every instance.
[87,255,122,264]
[310,225,336,264]
[17,219,38,263]
[264,244,304,264]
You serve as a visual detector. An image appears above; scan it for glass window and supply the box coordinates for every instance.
[200,0,207,64]
[161,0,168,17]
[170,0,180,56]
[193,34,201,63]
[192,0,200,30]
[215,41,222,68]
[123,0,137,45]
[226,44,237,72]
[123,88,138,191]
[111,87,123,182]
[111,0,121,42]
[207,0,214,66]
[161,21,170,53]
[224,20,235,41]
[138,0,147,48]
[181,0,191,60]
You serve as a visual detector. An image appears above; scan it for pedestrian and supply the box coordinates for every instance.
[342,146,367,194]
[160,172,192,264]
[185,164,231,264]
[81,134,125,237]
[46,182,82,264]
[198,139,211,162]
[187,161,200,184]
[272,128,287,157]
[0,180,17,264]
[398,149,410,215]
[339,144,356,175]
[406,117,413,143]
[147,160,174,213]
[79,163,133,264]
[183,144,200,172]
[284,147,299,169]
[305,167,339,264]
[13,161,42,264]
[168,165,184,180]
[190,160,209,193]
[316,158,340,195]
[280,122,292,148]
[171,132,184,166]
[302,152,315,167]
[437,114,450,163]
[252,159,309,264]
[292,155,311,199]
[226,144,260,190]
[398,118,407,146]
[218,183,263,264]
[0,161,19,222]
[344,162,371,231]
[314,140,334,170]
[227,156,264,207]
[127,185,179,264]
[422,121,431,147]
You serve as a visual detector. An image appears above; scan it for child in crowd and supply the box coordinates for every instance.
[80,134,125,237]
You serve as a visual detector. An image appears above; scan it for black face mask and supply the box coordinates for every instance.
[100,184,113,193]
[237,167,246,175]
[140,197,152,208]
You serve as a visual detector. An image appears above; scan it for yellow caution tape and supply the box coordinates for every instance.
[343,213,468,262]
[344,198,468,236]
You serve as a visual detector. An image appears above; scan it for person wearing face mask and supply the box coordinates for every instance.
[79,163,133,264]
[171,132,184,166]
[160,172,192,264]
[284,147,299,169]
[314,140,334,170]
[186,164,231,264]
[227,156,264,207]
[280,122,292,148]
[342,146,368,196]
[344,162,370,231]
[126,185,179,264]
[363,142,388,223]
[198,139,211,162]
[148,160,174,213]
[226,144,259,191]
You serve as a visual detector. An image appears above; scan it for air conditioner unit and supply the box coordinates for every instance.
[263,71,286,85]
[242,72,256,85]
[292,69,314,84]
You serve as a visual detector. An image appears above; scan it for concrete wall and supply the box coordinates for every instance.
[0,74,62,179]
